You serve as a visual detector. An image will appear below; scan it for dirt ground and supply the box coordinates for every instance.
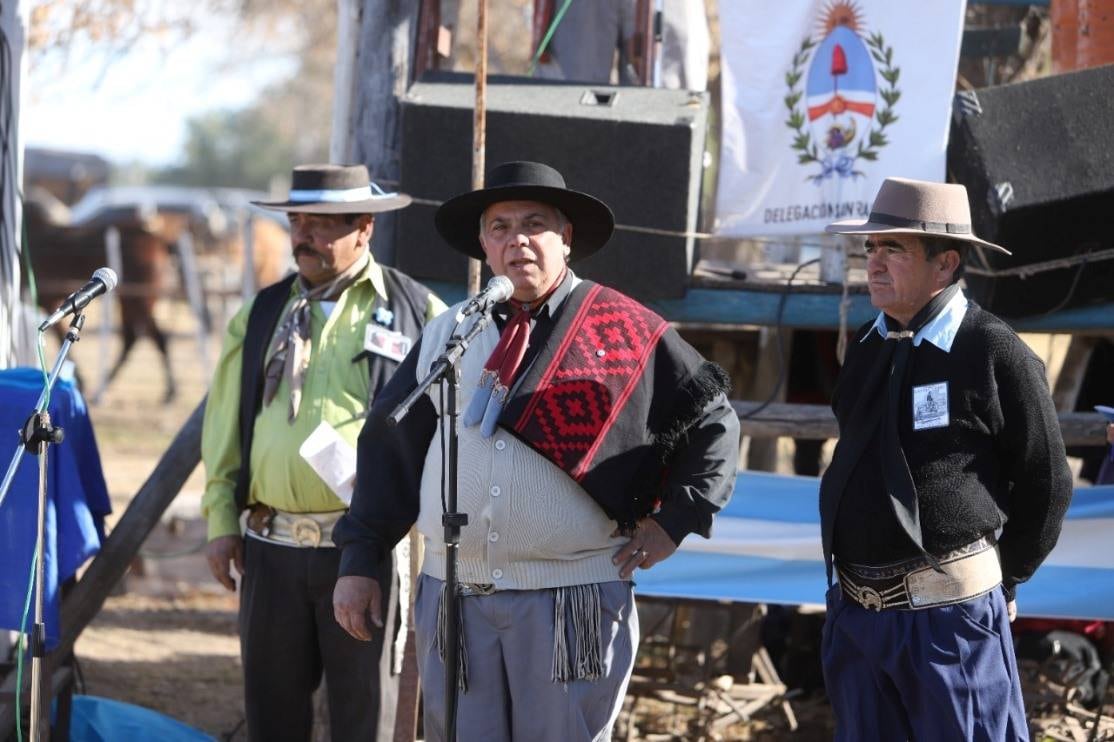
[48,296,1109,741]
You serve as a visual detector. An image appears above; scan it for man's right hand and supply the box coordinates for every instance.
[334,575,382,642]
[205,535,244,592]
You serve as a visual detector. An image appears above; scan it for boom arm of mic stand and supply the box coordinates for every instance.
[388,311,496,426]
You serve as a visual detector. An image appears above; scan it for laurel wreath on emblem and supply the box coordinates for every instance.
[784,31,901,180]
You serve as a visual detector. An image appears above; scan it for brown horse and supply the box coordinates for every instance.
[23,189,178,403]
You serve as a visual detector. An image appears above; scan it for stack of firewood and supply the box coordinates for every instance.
[1020,658,1114,742]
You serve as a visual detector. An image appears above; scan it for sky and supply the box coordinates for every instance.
[22,14,296,168]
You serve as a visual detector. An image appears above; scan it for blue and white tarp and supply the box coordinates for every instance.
[636,471,1114,621]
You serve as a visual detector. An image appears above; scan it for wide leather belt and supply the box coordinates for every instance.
[836,536,1001,611]
[245,504,344,548]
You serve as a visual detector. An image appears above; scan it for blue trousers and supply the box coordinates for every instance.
[822,584,1028,741]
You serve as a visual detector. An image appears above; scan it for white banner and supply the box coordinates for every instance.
[714,1,967,237]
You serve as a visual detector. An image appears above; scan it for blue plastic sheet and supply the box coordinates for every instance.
[67,696,214,742]
[0,368,111,648]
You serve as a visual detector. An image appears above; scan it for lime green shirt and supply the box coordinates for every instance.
[201,259,446,540]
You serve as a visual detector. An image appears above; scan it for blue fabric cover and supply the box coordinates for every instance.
[67,695,214,742]
[0,367,111,648]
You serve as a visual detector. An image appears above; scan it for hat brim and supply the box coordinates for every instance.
[434,184,615,261]
[825,219,1012,255]
[250,194,412,215]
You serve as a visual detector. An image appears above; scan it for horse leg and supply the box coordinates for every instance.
[98,318,139,403]
[148,316,177,404]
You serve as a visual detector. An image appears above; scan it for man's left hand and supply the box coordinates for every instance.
[613,518,677,579]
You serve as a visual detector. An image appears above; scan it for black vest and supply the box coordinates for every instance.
[233,266,433,511]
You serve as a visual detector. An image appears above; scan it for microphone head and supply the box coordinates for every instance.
[93,267,119,292]
[487,275,514,303]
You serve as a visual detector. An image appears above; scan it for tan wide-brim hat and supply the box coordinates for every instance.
[826,177,1011,255]
[252,164,412,214]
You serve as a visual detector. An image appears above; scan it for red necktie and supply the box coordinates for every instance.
[463,270,566,435]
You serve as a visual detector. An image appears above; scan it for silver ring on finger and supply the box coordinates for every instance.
[635,549,647,561]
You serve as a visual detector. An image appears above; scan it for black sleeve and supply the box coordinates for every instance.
[335,336,437,578]
[994,340,1074,601]
[651,391,740,545]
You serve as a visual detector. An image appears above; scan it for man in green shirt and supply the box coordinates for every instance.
[201,164,445,742]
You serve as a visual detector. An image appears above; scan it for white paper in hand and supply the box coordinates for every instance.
[299,422,358,505]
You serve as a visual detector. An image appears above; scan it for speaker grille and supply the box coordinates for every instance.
[395,78,708,300]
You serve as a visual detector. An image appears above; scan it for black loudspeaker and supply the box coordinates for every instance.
[948,65,1114,318]
[395,75,708,300]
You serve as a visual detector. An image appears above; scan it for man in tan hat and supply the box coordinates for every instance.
[200,164,446,741]
[819,177,1072,739]
[331,161,740,741]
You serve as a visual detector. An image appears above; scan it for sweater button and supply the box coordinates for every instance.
[495,439,506,451]
[489,532,500,542]
[490,485,501,497]
[492,569,503,579]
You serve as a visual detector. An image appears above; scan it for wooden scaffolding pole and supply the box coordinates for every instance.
[468,0,488,296]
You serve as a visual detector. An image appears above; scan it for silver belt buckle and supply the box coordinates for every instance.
[844,580,884,611]
[456,582,496,597]
[291,517,322,547]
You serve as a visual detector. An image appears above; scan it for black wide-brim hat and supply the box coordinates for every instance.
[434,161,615,261]
[252,164,412,214]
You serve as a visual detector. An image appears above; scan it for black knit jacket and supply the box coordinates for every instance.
[826,303,1073,600]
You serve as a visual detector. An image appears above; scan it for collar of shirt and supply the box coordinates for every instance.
[862,287,969,353]
[286,252,388,302]
[493,268,577,325]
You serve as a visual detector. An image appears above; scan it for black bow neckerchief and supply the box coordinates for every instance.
[819,283,960,584]
[879,282,960,575]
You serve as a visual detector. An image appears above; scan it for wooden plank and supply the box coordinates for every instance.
[350,0,422,268]
[655,290,1114,333]
[733,402,837,439]
[653,288,878,330]
[743,330,790,471]
[0,399,206,734]
[1052,336,1097,411]
[423,281,1114,332]
[732,401,1109,446]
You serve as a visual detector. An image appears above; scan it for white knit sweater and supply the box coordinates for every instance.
[415,300,627,590]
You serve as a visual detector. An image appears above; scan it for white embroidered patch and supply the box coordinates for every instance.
[364,324,412,363]
[912,382,949,430]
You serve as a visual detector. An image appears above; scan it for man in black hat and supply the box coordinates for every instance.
[201,164,445,741]
[332,161,740,741]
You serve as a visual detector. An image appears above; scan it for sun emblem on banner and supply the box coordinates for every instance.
[784,1,901,183]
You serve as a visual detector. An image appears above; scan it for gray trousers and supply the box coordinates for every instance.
[415,574,638,742]
[239,537,399,742]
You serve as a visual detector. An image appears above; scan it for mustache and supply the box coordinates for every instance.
[293,244,323,259]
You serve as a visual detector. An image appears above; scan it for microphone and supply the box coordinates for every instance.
[455,275,514,322]
[38,267,119,332]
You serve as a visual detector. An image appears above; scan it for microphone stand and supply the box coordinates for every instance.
[0,312,86,742]
[388,309,496,742]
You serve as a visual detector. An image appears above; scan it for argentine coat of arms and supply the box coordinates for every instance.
[784,2,901,183]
